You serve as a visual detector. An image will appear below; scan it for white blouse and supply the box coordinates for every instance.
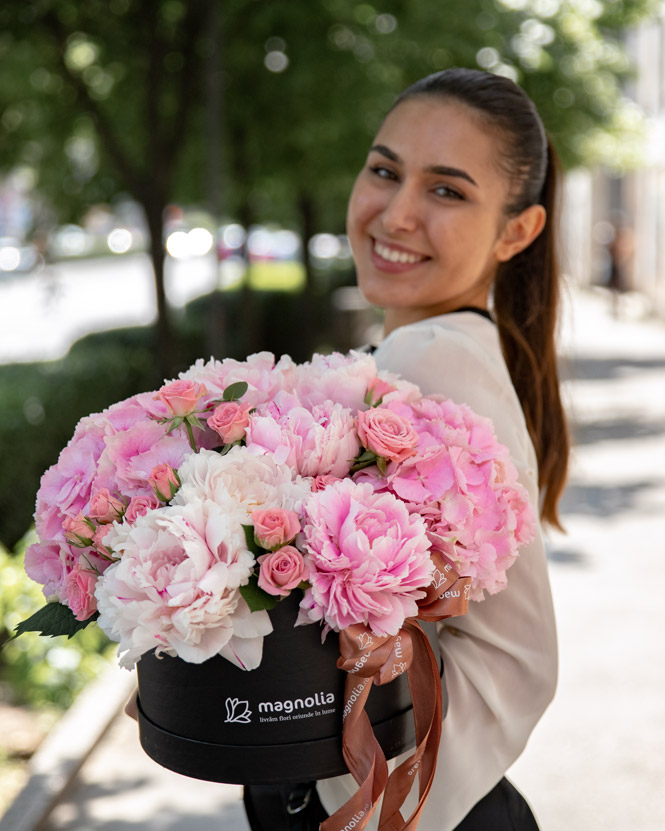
[317,311,558,830]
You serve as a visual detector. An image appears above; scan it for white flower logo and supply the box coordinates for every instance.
[464,583,471,600]
[392,662,408,677]
[432,569,447,589]
[358,632,374,650]
[225,697,252,724]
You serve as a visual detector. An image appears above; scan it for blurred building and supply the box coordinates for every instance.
[563,2,665,319]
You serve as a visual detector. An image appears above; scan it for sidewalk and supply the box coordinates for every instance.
[5,285,665,831]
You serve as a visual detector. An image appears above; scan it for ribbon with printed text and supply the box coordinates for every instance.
[320,551,471,831]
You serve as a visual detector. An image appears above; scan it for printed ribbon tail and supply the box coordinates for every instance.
[377,621,444,831]
[320,675,389,831]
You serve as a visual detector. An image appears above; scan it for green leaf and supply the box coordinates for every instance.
[240,575,278,613]
[377,456,387,476]
[242,524,264,556]
[223,381,249,402]
[12,603,99,640]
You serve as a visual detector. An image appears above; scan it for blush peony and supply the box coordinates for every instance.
[95,500,272,669]
[299,479,434,636]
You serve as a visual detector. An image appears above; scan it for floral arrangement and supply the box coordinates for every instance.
[17,349,535,671]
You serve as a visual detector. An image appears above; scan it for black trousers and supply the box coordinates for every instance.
[243,777,540,831]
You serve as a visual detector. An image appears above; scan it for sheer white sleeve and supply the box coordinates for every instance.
[316,315,558,831]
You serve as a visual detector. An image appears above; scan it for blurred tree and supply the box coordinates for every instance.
[0,0,658,370]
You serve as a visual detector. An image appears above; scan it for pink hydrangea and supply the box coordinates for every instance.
[24,541,76,602]
[298,479,434,636]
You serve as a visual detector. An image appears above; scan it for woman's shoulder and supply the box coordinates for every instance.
[373,312,509,398]
[373,312,536,476]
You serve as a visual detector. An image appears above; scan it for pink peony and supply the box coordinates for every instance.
[357,407,419,463]
[208,401,252,444]
[257,546,308,596]
[155,379,208,417]
[311,474,340,492]
[65,564,99,621]
[149,463,181,502]
[299,478,434,636]
[125,493,161,524]
[246,393,360,479]
[96,500,272,668]
[88,489,125,524]
[251,508,300,550]
[293,351,378,411]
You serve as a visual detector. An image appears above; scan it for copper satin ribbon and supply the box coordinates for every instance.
[321,552,471,831]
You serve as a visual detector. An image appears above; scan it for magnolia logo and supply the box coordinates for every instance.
[225,697,252,723]
[464,583,471,599]
[432,568,447,590]
[357,632,373,650]
[392,661,408,677]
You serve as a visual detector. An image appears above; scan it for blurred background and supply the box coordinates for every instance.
[1,1,664,829]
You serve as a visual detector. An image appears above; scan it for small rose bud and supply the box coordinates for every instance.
[125,493,161,524]
[149,463,181,502]
[154,379,208,417]
[88,489,125,524]
[251,508,300,551]
[63,513,95,547]
[257,546,308,597]
[207,401,252,444]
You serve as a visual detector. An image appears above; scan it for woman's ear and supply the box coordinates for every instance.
[495,204,546,262]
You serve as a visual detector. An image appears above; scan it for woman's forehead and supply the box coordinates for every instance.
[373,97,504,186]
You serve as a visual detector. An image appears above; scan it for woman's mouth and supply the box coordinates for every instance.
[371,239,429,270]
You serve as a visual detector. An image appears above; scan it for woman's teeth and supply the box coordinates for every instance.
[374,241,425,264]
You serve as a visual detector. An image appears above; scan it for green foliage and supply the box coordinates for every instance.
[12,603,98,641]
[0,535,114,709]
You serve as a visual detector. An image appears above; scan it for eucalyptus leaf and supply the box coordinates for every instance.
[223,381,249,402]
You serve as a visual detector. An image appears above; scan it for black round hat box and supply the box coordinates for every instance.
[136,592,445,785]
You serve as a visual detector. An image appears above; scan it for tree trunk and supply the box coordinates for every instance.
[145,201,174,383]
[298,189,318,357]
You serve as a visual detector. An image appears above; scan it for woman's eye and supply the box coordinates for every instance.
[434,185,463,200]
[369,165,397,181]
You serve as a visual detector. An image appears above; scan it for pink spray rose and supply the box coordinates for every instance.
[92,524,114,557]
[299,478,434,636]
[125,493,161,524]
[251,508,300,550]
[208,401,252,444]
[257,546,308,596]
[62,513,95,547]
[155,379,208,417]
[357,407,419,463]
[65,564,99,621]
[366,376,395,406]
[311,474,340,492]
[88,489,125,524]
[149,463,181,502]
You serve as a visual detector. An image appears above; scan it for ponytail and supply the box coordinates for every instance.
[493,141,569,528]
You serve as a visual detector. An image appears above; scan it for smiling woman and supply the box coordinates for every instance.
[243,68,569,831]
[347,98,545,335]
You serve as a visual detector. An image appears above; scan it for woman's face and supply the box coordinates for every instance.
[347,97,518,332]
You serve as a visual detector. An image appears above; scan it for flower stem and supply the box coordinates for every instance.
[185,419,198,452]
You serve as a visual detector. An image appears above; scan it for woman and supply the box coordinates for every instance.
[244,67,568,831]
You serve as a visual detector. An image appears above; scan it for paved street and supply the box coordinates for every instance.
[11,285,665,830]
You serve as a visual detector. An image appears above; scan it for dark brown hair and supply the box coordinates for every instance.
[393,68,569,527]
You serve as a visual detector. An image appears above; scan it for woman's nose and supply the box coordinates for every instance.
[381,184,420,234]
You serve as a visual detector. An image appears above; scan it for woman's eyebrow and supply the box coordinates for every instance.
[369,143,478,188]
